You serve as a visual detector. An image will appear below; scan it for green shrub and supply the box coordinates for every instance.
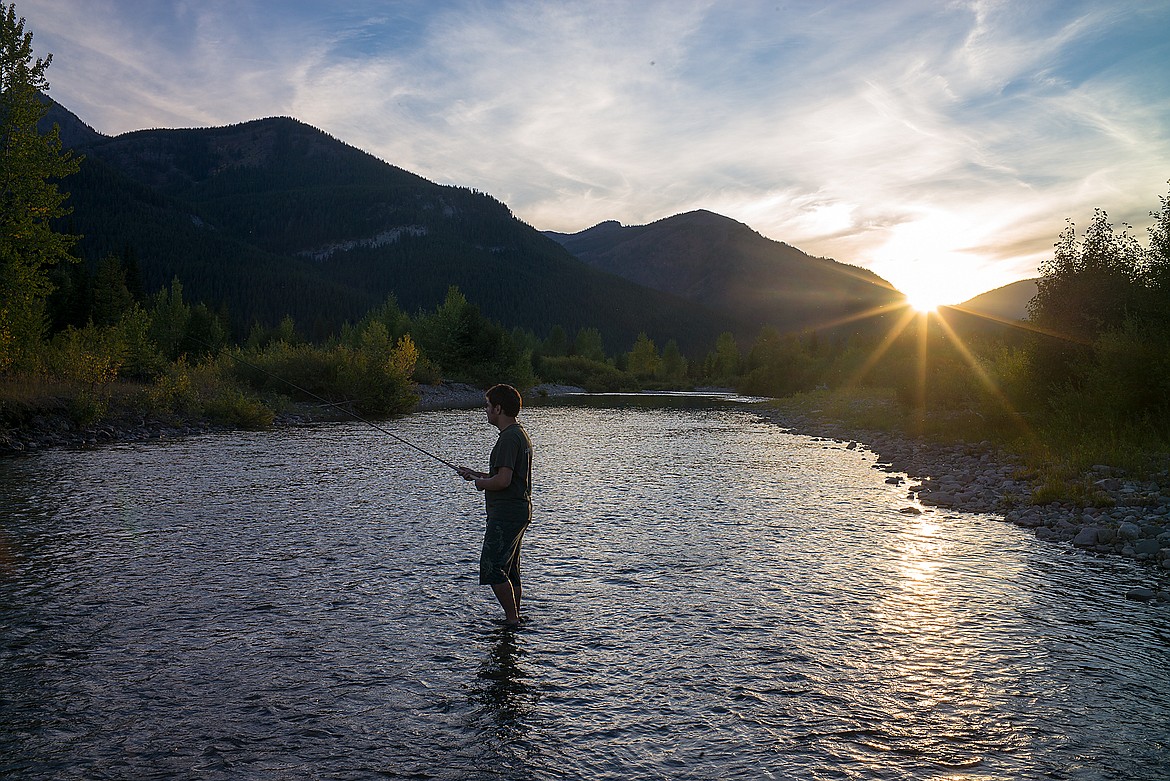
[203,388,275,429]
[145,358,199,415]
[230,342,342,400]
[336,328,419,416]
[537,355,634,392]
[229,331,417,418]
[68,388,109,427]
[46,324,126,386]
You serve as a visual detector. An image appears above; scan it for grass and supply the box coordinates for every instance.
[0,374,76,413]
[0,366,273,435]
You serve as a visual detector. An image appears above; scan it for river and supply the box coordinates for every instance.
[1,395,1167,779]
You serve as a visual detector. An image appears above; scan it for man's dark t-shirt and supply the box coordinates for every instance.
[486,423,532,524]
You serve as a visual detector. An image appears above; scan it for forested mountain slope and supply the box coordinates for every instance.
[45,101,732,351]
[958,279,1038,322]
[545,210,903,334]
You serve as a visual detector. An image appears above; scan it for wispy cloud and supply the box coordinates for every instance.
[25,0,1170,303]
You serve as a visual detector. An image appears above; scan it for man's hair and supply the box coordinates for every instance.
[485,384,522,417]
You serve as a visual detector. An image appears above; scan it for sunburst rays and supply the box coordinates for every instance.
[816,296,1050,443]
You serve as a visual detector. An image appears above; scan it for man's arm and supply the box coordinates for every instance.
[473,466,513,492]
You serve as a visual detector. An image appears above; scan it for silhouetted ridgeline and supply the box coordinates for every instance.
[545,210,902,335]
[957,279,1038,322]
[44,98,905,353]
[44,101,731,353]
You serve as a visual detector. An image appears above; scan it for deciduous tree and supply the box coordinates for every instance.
[1028,210,1142,340]
[627,332,661,379]
[659,339,687,384]
[1144,182,1170,308]
[1027,210,1143,386]
[704,332,741,384]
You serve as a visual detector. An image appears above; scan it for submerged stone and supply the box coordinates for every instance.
[1134,539,1162,556]
[1125,588,1157,602]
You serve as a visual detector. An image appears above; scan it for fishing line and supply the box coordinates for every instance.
[197,340,460,471]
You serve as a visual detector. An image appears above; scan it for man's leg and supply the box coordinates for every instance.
[510,571,522,613]
[490,581,521,626]
[507,529,525,614]
[483,522,526,626]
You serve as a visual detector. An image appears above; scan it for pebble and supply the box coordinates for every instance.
[412,381,488,410]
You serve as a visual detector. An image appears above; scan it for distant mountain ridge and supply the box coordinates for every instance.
[42,100,732,351]
[41,94,104,149]
[958,279,1038,322]
[545,210,902,333]
[45,98,905,351]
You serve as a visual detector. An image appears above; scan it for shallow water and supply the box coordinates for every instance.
[1,397,1168,779]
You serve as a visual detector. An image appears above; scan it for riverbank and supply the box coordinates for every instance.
[0,382,585,454]
[411,381,585,410]
[757,401,1170,601]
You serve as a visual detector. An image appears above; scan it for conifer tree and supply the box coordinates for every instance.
[148,278,191,361]
[543,325,568,357]
[659,339,687,384]
[91,254,133,327]
[0,3,80,370]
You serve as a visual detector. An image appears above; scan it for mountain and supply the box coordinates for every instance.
[545,210,903,335]
[40,93,105,149]
[42,100,733,352]
[958,279,1038,322]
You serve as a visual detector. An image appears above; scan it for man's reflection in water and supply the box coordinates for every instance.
[472,629,535,750]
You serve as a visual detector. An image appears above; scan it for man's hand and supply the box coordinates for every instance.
[457,466,486,481]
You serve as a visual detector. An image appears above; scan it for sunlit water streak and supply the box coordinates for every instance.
[1,397,1167,780]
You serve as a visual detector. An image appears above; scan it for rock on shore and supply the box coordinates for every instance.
[757,406,1170,601]
[412,382,486,410]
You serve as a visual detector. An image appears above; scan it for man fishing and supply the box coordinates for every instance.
[457,384,533,628]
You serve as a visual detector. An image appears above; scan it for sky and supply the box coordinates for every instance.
[23,0,1170,306]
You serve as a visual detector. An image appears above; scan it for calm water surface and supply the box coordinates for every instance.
[1,397,1168,779]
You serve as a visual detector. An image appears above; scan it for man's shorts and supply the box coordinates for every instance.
[479,517,528,585]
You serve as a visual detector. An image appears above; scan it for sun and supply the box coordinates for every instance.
[869,214,1000,314]
[893,277,959,313]
[896,275,971,313]
[906,293,941,313]
[892,268,966,313]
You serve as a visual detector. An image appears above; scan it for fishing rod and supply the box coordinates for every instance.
[203,341,460,471]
